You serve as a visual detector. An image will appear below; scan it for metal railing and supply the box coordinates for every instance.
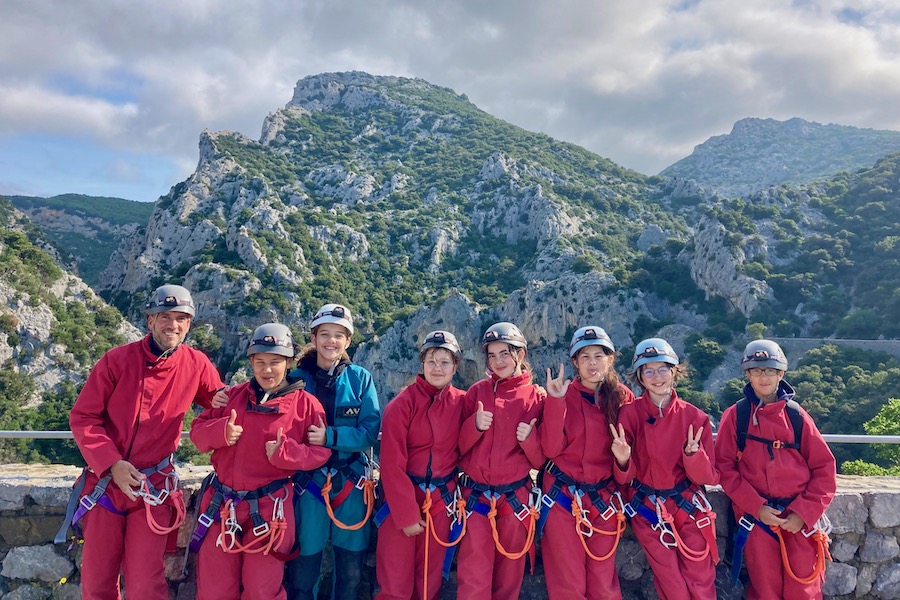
[2,431,900,444]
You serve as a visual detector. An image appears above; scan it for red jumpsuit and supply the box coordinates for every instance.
[615,390,718,600]
[375,376,467,600]
[70,336,223,600]
[540,380,634,600]
[714,383,836,600]
[457,371,544,600]
[190,380,331,600]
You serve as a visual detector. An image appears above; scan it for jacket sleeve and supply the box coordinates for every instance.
[714,405,767,519]
[270,393,332,471]
[189,393,235,453]
[70,352,124,476]
[519,390,545,469]
[192,354,225,411]
[326,368,381,452]
[458,385,485,457]
[613,404,637,485]
[540,393,568,459]
[683,412,718,486]
[786,411,837,528]
[379,393,422,529]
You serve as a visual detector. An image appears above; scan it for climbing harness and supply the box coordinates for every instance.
[625,478,719,564]
[320,453,378,530]
[54,455,182,546]
[188,473,290,556]
[459,474,541,561]
[537,463,626,561]
[729,500,832,586]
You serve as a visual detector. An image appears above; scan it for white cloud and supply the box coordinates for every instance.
[2,0,900,199]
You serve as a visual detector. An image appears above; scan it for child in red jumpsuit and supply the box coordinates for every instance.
[190,323,331,600]
[457,321,544,600]
[613,338,718,600]
[376,331,467,600]
[541,325,634,600]
[715,339,836,600]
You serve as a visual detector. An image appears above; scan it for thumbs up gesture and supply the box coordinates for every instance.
[225,409,243,446]
[308,416,327,446]
[266,427,284,460]
[517,417,537,442]
[475,401,493,432]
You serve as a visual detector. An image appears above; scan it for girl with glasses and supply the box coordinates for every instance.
[375,331,468,599]
[540,326,634,599]
[613,337,719,600]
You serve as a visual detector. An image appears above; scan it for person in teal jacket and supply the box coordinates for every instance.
[285,303,381,600]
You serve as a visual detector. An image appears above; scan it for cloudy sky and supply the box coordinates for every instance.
[2,0,899,203]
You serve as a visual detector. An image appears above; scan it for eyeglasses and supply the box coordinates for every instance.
[747,367,780,378]
[424,359,455,371]
[641,365,672,378]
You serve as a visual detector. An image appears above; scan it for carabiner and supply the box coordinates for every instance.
[692,490,713,513]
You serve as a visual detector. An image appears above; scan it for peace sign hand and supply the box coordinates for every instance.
[545,364,571,398]
[684,424,703,456]
[609,423,631,466]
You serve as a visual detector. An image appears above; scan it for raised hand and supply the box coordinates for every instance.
[609,423,632,466]
[475,401,493,432]
[684,424,703,456]
[545,364,570,398]
[517,418,537,442]
[308,416,327,446]
[110,459,143,501]
[225,409,243,446]
[266,427,284,460]
[211,386,230,409]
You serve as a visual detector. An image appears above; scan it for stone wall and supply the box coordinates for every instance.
[1,466,899,599]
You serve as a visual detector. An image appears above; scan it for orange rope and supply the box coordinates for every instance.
[655,499,710,562]
[486,495,538,560]
[419,490,467,599]
[570,500,626,561]
[773,526,831,584]
[144,496,186,535]
[321,472,376,530]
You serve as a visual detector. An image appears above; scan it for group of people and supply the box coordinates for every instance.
[62,283,837,600]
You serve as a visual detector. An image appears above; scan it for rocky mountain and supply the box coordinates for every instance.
[0,198,140,421]
[6,194,153,287]
[660,117,900,198]
[85,72,899,407]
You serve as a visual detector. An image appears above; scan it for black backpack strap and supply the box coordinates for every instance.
[785,399,804,448]
[735,398,751,458]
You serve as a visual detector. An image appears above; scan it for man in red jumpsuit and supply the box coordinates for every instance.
[70,284,224,600]
[715,339,836,599]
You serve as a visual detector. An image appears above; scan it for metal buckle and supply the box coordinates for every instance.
[623,503,637,518]
[738,515,755,532]
[541,494,556,509]
[515,505,530,521]
[79,495,97,511]
[354,476,367,490]
[695,516,711,529]
[692,491,712,513]
[252,522,271,537]
[197,513,214,528]
[772,440,784,449]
